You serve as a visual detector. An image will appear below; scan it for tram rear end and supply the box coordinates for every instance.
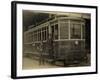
[53,40,86,66]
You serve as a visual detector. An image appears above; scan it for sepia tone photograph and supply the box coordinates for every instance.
[22,10,91,69]
[11,1,97,79]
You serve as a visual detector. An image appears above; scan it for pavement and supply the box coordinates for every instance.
[22,57,59,70]
[22,53,90,69]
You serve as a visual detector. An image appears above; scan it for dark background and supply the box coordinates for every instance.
[23,10,49,31]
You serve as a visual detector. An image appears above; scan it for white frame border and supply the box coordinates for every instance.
[14,2,97,77]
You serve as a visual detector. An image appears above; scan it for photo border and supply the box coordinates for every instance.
[11,1,98,79]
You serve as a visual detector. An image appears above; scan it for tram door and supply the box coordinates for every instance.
[47,25,54,59]
[51,24,58,40]
[50,24,59,59]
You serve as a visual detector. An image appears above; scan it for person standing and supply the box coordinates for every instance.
[47,34,55,64]
[38,41,45,65]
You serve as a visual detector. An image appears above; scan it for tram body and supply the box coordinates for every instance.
[24,16,86,66]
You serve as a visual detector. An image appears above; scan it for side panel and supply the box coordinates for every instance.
[53,40,86,65]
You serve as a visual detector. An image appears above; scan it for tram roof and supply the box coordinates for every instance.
[24,16,85,33]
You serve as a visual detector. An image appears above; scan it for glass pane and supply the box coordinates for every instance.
[82,24,85,39]
[38,30,39,41]
[40,29,42,40]
[44,30,46,40]
[54,24,58,39]
[51,25,54,39]
[34,31,36,41]
[70,24,81,39]
[35,30,38,41]
[46,26,49,40]
[29,32,33,42]
[42,31,45,40]
[60,23,68,39]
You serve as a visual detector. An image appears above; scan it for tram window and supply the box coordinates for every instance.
[70,24,81,39]
[60,23,68,39]
[82,24,85,39]
[28,32,32,42]
[31,32,33,42]
[38,29,41,41]
[35,30,38,41]
[44,30,46,40]
[44,27,46,40]
[54,24,58,39]
[40,30,42,40]
[33,32,35,41]
[51,25,54,39]
[33,33,35,41]
[46,26,49,39]
[31,32,33,41]
[27,33,29,42]
[34,31,37,41]
[42,27,44,31]
[42,27,46,31]
[29,33,30,42]
[51,24,58,40]
[42,27,46,41]
[29,32,33,42]
[37,30,39,41]
[38,30,41,41]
